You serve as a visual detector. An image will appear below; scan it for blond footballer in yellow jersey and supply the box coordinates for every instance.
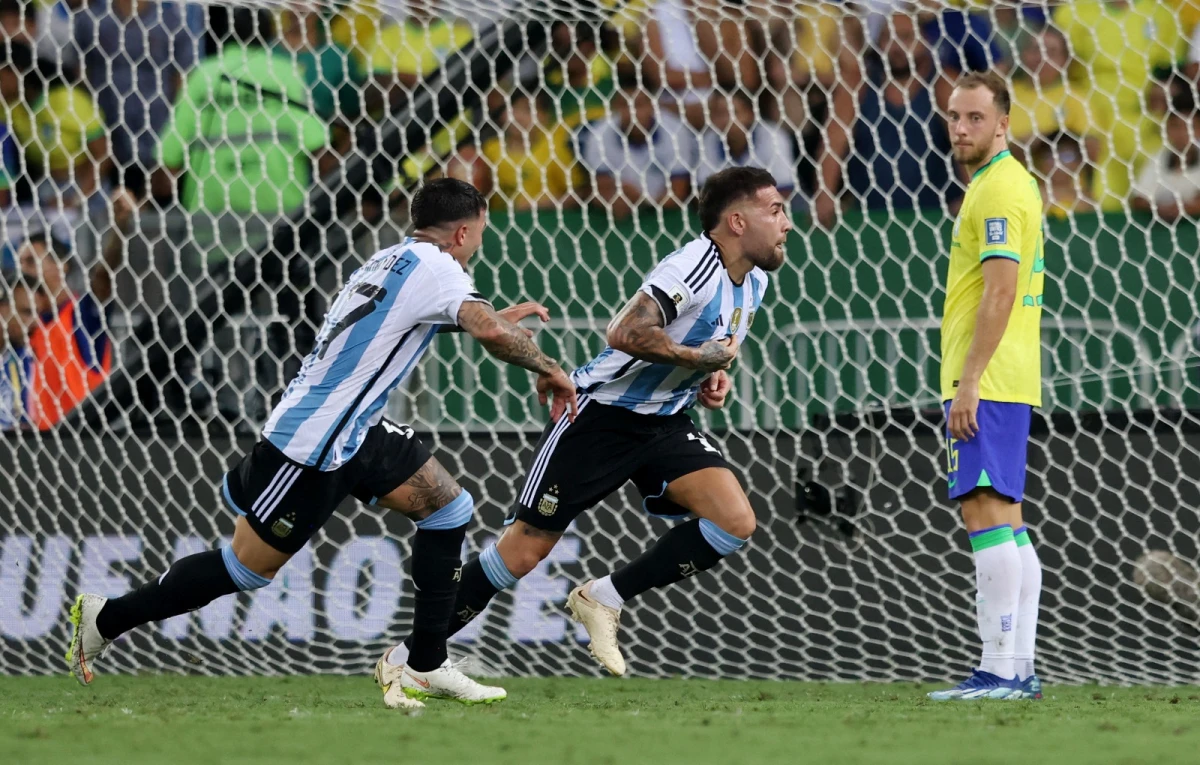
[930,73,1044,703]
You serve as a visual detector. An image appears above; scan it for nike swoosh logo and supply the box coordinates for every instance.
[948,479,957,488]
[380,682,392,693]
[411,676,431,689]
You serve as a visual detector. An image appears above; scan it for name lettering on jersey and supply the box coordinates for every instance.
[730,307,743,333]
[537,485,560,517]
[668,284,687,306]
[985,218,1008,245]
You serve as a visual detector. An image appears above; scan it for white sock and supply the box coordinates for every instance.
[588,575,625,610]
[970,525,1021,680]
[1014,527,1042,680]
[386,642,410,667]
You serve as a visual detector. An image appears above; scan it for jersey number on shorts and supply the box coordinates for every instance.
[945,438,960,474]
[688,432,719,454]
[317,283,388,359]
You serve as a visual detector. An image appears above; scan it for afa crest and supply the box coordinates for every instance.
[538,485,560,516]
[272,512,296,538]
[729,307,743,333]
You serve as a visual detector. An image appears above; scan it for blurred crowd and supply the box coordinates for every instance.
[2,0,1199,430]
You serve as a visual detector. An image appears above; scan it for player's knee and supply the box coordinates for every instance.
[499,543,549,579]
[221,546,273,590]
[720,508,756,543]
[496,526,558,579]
[414,490,474,530]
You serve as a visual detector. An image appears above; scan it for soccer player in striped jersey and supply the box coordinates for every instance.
[66,179,578,709]
[376,167,790,680]
[929,72,1045,701]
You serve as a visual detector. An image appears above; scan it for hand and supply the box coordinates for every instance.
[498,301,551,338]
[947,381,980,442]
[1156,202,1181,223]
[536,366,579,423]
[694,335,739,373]
[698,369,731,410]
[110,186,137,230]
[813,191,837,230]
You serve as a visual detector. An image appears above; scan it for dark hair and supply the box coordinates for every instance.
[0,38,33,74]
[698,167,779,232]
[1171,84,1198,120]
[411,178,487,229]
[955,71,1011,115]
[0,0,31,19]
[229,8,274,48]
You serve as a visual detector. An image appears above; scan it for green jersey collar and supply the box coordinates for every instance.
[971,149,1011,181]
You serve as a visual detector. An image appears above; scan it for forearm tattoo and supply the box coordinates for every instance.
[459,302,558,375]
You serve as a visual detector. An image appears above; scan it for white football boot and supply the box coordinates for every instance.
[566,582,626,676]
[400,660,506,705]
[373,647,424,710]
[66,594,112,686]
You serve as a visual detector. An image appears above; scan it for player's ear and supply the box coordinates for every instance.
[728,210,746,236]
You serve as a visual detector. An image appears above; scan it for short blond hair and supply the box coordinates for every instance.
[956,72,1011,116]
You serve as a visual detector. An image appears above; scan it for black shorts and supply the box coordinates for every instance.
[221,419,431,553]
[508,395,731,532]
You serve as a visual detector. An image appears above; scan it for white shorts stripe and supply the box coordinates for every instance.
[251,464,295,515]
[253,464,302,521]
[518,395,590,507]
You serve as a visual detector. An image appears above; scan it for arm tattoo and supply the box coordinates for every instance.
[458,301,559,375]
[607,292,713,370]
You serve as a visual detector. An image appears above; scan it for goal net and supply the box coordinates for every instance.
[3,0,1200,685]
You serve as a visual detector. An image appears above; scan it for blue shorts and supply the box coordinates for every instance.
[943,400,1031,503]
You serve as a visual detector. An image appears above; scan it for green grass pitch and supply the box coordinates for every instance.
[3,676,1199,764]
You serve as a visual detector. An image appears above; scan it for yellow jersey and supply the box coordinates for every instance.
[1008,79,1093,147]
[481,125,583,211]
[941,149,1045,407]
[9,85,105,173]
[371,19,474,77]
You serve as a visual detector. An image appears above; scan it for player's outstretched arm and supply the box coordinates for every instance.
[606,292,737,372]
[457,301,559,374]
[457,301,578,421]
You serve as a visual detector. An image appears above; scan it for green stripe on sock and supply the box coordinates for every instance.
[970,525,1015,552]
[1014,528,1032,547]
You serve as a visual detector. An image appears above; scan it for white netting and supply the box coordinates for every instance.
[3,0,1200,684]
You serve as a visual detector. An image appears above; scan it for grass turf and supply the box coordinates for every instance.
[2,676,1199,765]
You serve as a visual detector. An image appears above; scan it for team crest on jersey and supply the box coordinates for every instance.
[747,310,756,328]
[537,485,560,516]
[730,307,743,333]
[985,218,1008,245]
[668,284,687,306]
[272,512,296,538]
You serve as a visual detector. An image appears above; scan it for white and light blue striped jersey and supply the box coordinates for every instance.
[262,238,488,471]
[571,234,770,415]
